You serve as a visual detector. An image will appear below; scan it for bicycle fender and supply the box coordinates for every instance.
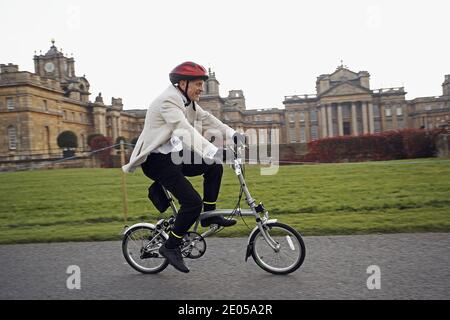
[122,222,157,235]
[245,219,277,262]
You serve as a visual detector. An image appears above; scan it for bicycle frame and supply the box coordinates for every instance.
[172,146,279,250]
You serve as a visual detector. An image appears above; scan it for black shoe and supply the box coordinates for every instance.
[201,216,237,228]
[159,244,189,273]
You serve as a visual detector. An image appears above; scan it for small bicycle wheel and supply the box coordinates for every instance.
[122,225,169,274]
[250,222,305,275]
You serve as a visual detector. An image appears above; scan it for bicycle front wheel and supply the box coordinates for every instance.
[122,225,169,274]
[250,222,305,275]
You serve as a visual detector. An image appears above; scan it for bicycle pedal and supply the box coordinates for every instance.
[140,252,158,259]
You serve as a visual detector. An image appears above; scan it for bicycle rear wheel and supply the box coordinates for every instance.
[250,222,305,275]
[122,225,169,274]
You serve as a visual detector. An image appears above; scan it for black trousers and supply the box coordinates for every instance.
[141,151,223,236]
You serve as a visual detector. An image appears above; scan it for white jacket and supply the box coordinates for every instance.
[122,85,235,173]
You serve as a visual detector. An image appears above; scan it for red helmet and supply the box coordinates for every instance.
[169,61,209,84]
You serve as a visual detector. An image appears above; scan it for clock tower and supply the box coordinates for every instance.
[34,39,76,80]
[34,40,90,102]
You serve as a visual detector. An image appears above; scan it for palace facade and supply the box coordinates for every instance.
[1,42,449,168]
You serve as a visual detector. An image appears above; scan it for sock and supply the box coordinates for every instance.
[165,232,183,249]
[203,201,216,212]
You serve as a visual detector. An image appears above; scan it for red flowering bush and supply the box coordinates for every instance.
[90,135,114,168]
[303,129,443,163]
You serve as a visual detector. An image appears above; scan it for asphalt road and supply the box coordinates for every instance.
[0,233,449,300]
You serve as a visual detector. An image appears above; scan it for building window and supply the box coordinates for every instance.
[6,98,14,110]
[341,105,350,118]
[255,115,261,122]
[385,107,392,117]
[310,110,317,122]
[8,126,17,150]
[343,122,351,135]
[396,106,403,116]
[288,113,295,123]
[425,105,432,111]
[63,110,67,119]
[385,119,393,130]
[43,100,48,111]
[311,126,318,140]
[397,118,405,129]
[374,120,381,133]
[300,126,306,143]
[373,105,381,117]
[289,126,296,143]
[299,112,305,122]
[71,112,75,121]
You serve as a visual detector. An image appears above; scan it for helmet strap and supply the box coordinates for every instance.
[181,81,195,109]
[174,80,196,110]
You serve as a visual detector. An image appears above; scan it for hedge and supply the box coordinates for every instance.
[303,128,444,163]
[90,135,114,168]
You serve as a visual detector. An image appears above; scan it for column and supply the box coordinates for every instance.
[327,104,334,137]
[111,116,118,140]
[337,103,344,136]
[320,105,328,138]
[351,101,358,136]
[380,105,386,131]
[368,102,375,134]
[117,117,122,137]
[93,106,107,136]
[362,101,369,134]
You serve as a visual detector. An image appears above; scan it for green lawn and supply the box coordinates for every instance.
[0,158,449,244]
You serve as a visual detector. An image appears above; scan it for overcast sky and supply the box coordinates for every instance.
[1,0,449,110]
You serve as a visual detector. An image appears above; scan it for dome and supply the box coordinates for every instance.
[44,40,63,57]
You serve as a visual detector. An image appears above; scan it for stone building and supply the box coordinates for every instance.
[282,64,450,143]
[0,41,144,168]
[200,70,284,146]
[1,42,449,170]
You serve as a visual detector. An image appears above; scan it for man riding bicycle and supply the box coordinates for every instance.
[122,61,244,273]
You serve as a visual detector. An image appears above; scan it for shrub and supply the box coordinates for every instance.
[90,135,114,168]
[402,129,441,158]
[304,128,443,163]
[114,136,128,150]
[57,131,78,149]
[87,133,104,148]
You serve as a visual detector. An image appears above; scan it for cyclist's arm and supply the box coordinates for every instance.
[194,102,236,146]
[160,99,218,159]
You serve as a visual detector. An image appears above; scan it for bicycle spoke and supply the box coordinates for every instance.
[123,226,169,273]
[252,224,304,274]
